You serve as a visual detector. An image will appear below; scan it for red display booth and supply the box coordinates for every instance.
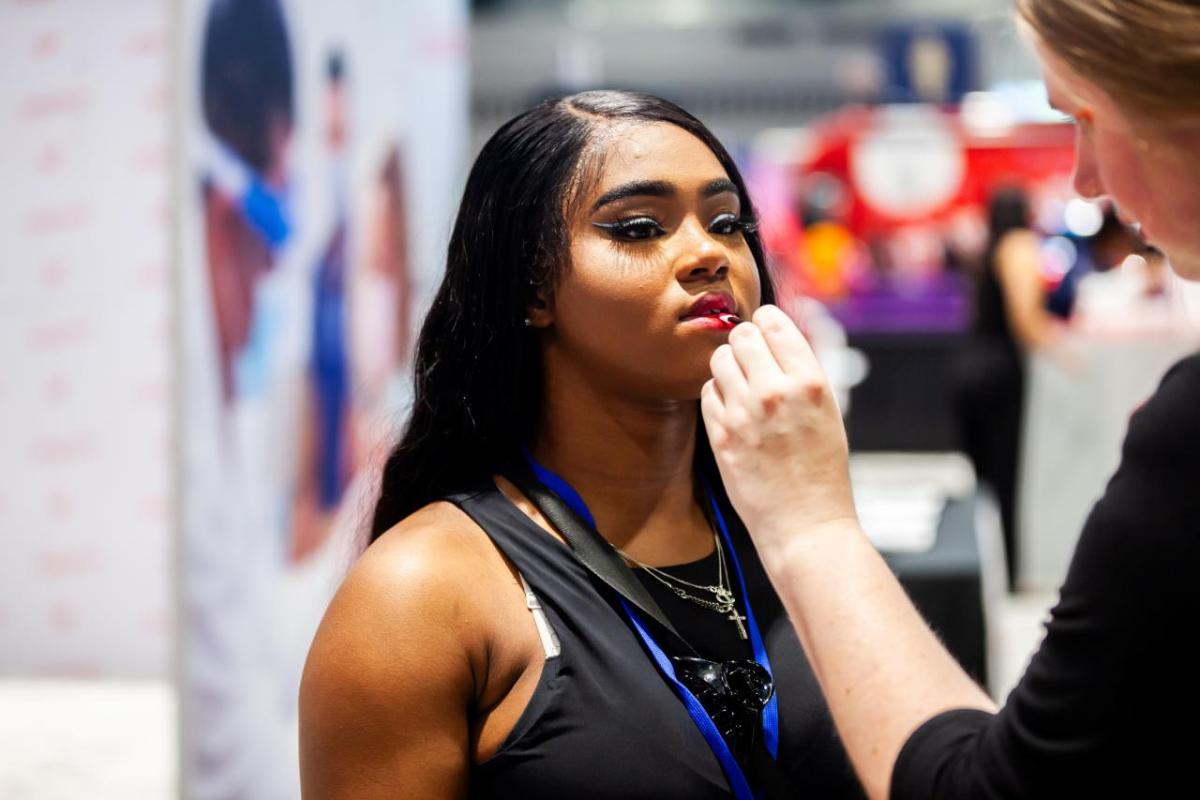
[763,103,1077,332]
[756,103,1077,449]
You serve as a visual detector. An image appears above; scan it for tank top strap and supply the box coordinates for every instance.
[444,485,615,635]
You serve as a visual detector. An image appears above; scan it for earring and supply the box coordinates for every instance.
[523,317,534,327]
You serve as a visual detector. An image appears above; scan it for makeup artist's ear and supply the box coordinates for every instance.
[526,283,553,328]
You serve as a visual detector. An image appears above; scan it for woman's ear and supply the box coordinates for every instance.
[526,284,553,328]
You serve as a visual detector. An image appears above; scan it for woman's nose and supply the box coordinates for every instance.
[674,221,729,281]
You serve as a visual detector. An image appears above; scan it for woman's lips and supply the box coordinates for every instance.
[681,292,740,330]
[681,311,742,331]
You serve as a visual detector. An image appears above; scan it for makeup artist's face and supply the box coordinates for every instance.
[1037,42,1200,280]
[542,122,762,401]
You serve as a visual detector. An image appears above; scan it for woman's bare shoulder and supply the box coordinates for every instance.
[299,501,507,797]
[309,500,500,670]
[300,501,507,717]
[367,500,502,577]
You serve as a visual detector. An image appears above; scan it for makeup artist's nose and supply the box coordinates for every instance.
[1072,132,1106,200]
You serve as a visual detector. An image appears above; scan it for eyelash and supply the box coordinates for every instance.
[594,213,756,242]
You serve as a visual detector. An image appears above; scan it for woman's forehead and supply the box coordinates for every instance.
[588,122,730,195]
[1035,37,1129,126]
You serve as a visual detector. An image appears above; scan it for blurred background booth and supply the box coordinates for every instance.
[2,1,1198,797]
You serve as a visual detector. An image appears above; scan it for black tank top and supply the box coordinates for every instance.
[449,484,864,799]
[972,244,1020,357]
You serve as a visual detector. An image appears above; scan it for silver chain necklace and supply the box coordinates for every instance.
[618,533,748,639]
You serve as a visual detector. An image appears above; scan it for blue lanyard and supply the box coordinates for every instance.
[522,452,780,798]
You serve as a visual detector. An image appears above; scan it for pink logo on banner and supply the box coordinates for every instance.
[27,318,92,351]
[24,203,91,236]
[21,87,89,119]
[40,260,68,288]
[36,145,65,174]
[49,601,79,635]
[45,490,76,521]
[130,144,168,174]
[33,31,60,59]
[124,29,166,58]
[30,434,97,466]
[36,548,100,580]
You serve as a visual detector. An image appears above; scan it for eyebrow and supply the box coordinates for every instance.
[702,178,738,199]
[590,177,739,213]
[590,180,672,212]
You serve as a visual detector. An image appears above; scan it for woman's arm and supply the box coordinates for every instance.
[748,519,995,799]
[994,229,1061,350]
[299,510,484,799]
[702,306,995,800]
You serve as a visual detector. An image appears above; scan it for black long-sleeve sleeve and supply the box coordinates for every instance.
[891,353,1200,799]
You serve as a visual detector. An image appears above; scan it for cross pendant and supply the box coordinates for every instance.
[727,608,748,640]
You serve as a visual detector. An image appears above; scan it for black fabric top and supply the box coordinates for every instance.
[892,352,1200,799]
[971,245,1020,357]
[631,546,755,664]
[450,485,864,799]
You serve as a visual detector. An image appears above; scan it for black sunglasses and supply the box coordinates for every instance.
[671,656,774,763]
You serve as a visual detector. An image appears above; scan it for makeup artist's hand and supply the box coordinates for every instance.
[701,305,858,560]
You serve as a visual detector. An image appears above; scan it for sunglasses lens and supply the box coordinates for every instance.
[671,656,774,761]
[726,662,774,710]
[673,657,722,693]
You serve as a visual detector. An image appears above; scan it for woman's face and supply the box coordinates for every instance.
[1036,41,1200,280]
[540,122,762,401]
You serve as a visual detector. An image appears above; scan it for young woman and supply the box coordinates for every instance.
[702,1,1200,798]
[954,187,1062,589]
[299,91,864,798]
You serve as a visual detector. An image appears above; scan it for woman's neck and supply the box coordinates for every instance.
[530,366,713,565]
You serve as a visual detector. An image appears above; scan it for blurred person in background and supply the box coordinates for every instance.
[200,0,295,403]
[1046,207,1141,319]
[300,91,866,799]
[953,186,1060,590]
[700,0,1200,797]
[353,143,412,405]
[792,174,866,301]
[291,50,355,563]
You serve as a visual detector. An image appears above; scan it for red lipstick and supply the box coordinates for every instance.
[681,293,742,330]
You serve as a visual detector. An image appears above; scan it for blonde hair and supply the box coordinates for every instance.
[1017,0,1200,124]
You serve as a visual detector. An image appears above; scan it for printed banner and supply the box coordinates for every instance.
[178,0,466,795]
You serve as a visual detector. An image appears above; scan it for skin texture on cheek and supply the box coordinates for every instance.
[1093,118,1200,279]
[554,235,704,400]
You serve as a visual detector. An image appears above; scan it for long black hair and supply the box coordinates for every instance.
[201,0,294,173]
[984,186,1032,268]
[369,90,776,543]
